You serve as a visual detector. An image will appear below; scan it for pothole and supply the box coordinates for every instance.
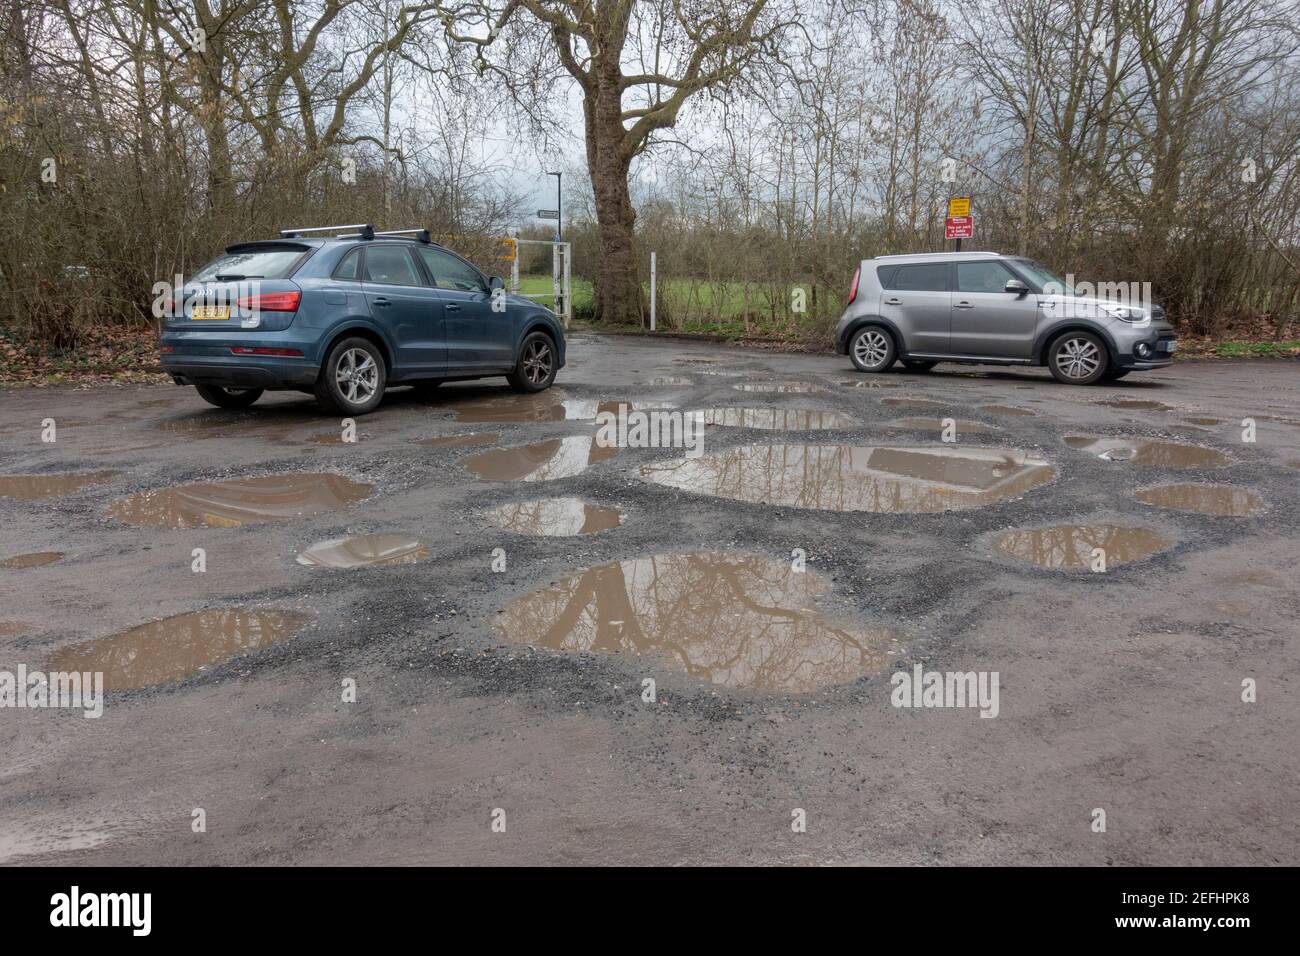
[295,533,429,568]
[416,432,499,447]
[837,379,899,388]
[1097,398,1175,411]
[1063,435,1229,468]
[694,407,857,430]
[48,608,311,690]
[732,382,821,393]
[640,444,1055,512]
[643,376,693,387]
[1134,484,1264,516]
[483,497,622,536]
[1184,417,1223,426]
[994,525,1171,569]
[107,473,373,528]
[881,397,947,409]
[494,551,901,693]
[464,436,617,481]
[886,418,998,434]
[0,551,64,569]
[0,622,29,637]
[0,471,119,500]
[978,404,1035,417]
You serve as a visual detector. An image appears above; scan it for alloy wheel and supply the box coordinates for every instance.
[853,329,890,368]
[522,339,553,385]
[1056,337,1102,380]
[336,348,379,405]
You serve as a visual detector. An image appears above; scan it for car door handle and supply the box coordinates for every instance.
[884,297,901,305]
[444,303,460,312]
[372,297,391,308]
[954,301,974,309]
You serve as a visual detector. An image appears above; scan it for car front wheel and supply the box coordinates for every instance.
[849,327,896,373]
[315,337,387,414]
[1048,331,1109,385]
[507,331,557,393]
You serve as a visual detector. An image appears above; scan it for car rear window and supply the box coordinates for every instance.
[190,244,309,282]
[887,263,948,292]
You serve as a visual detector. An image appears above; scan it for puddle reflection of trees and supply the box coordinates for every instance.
[642,444,1054,513]
[485,497,620,536]
[466,436,616,481]
[996,525,1170,569]
[107,474,373,527]
[51,609,309,690]
[498,553,896,692]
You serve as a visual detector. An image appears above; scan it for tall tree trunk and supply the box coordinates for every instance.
[585,77,644,326]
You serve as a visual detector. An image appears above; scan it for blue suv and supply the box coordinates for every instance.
[159,224,566,414]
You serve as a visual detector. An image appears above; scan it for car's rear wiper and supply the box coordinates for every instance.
[214,274,264,281]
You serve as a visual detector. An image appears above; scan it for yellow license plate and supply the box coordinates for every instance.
[191,304,230,320]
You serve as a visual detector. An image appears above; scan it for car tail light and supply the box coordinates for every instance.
[237,290,300,312]
[159,345,175,353]
[848,266,860,305]
[230,346,304,357]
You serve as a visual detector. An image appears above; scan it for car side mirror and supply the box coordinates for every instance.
[1004,279,1029,297]
[488,275,505,291]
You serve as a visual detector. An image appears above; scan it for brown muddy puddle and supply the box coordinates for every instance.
[1,551,64,569]
[416,432,499,448]
[1184,417,1224,426]
[0,471,119,500]
[732,382,822,393]
[641,443,1055,513]
[464,436,618,482]
[887,418,998,434]
[296,533,428,568]
[695,407,858,430]
[49,608,310,690]
[1097,398,1175,411]
[881,397,948,410]
[107,473,373,528]
[495,551,901,692]
[483,497,622,536]
[1134,484,1265,517]
[1063,435,1228,468]
[0,622,29,637]
[995,525,1171,569]
[979,404,1035,417]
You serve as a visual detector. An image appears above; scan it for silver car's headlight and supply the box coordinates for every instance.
[1103,305,1142,322]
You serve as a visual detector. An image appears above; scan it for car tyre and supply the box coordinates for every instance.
[195,385,263,409]
[315,337,387,414]
[849,326,896,373]
[1048,331,1109,385]
[507,331,557,393]
[901,360,938,372]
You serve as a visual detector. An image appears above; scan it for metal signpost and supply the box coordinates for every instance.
[946,196,973,250]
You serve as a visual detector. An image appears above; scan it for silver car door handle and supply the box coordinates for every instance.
[884,297,901,305]
[954,301,974,309]
[444,303,460,312]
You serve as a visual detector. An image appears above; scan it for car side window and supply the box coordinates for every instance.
[363,246,420,286]
[875,264,899,288]
[956,261,1014,294]
[890,263,948,292]
[333,248,362,281]
[417,247,486,293]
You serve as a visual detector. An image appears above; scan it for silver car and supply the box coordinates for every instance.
[834,252,1177,384]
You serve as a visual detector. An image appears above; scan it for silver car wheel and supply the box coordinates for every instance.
[522,339,553,385]
[1056,337,1102,380]
[853,329,890,368]
[336,348,379,405]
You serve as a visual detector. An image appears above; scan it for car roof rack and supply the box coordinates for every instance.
[280,223,375,240]
[373,228,432,243]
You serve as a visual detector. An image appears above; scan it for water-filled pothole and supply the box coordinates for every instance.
[1063,435,1228,468]
[732,382,821,393]
[0,622,29,637]
[49,608,310,690]
[644,376,693,387]
[495,551,901,692]
[0,471,119,500]
[0,551,64,569]
[641,444,1054,512]
[464,436,617,481]
[483,497,622,536]
[296,533,428,568]
[107,473,373,528]
[695,407,857,430]
[887,418,998,434]
[838,379,899,388]
[1134,484,1264,516]
[979,404,1035,417]
[995,525,1171,569]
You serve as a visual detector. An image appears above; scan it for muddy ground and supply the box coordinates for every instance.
[2,335,1297,866]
